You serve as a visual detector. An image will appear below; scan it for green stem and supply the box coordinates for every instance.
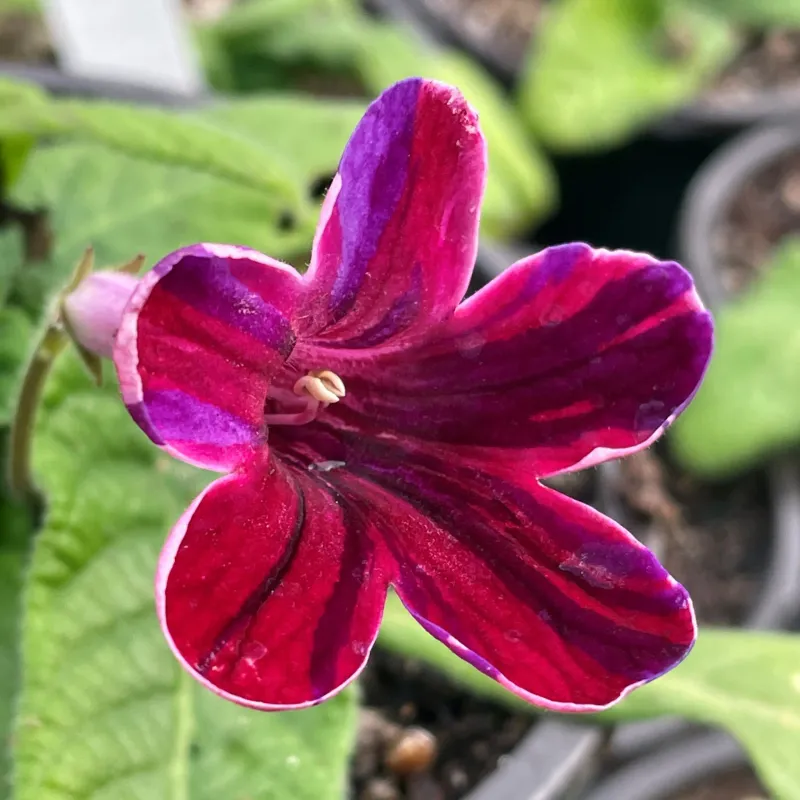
[9,323,68,499]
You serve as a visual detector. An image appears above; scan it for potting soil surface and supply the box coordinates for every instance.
[712,150,800,295]
[708,30,800,106]
[417,0,544,70]
[615,448,768,626]
[675,766,767,800]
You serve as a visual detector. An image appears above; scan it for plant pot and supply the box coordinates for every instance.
[0,61,207,106]
[584,731,751,800]
[368,0,530,84]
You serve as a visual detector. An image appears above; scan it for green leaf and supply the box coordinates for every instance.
[198,5,557,237]
[692,0,800,26]
[345,21,557,238]
[0,84,309,216]
[671,239,800,477]
[11,140,315,283]
[200,95,365,187]
[519,0,738,151]
[0,225,24,307]
[598,629,800,800]
[13,353,358,800]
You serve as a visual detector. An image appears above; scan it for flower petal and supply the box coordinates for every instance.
[297,78,486,353]
[114,243,302,471]
[324,438,695,711]
[329,243,713,476]
[156,453,392,709]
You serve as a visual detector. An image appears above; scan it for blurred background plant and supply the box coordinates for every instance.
[1,1,800,799]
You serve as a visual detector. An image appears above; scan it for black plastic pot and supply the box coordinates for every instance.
[584,731,747,800]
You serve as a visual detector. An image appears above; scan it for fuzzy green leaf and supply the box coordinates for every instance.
[11,140,315,288]
[672,239,800,476]
[519,0,738,151]
[0,83,307,215]
[197,6,557,237]
[0,307,34,425]
[200,94,365,187]
[13,354,358,800]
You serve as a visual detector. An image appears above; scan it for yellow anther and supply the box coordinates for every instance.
[293,369,346,405]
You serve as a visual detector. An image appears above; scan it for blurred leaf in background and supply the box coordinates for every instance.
[380,594,800,800]
[12,354,357,800]
[671,238,800,477]
[195,0,558,238]
[519,0,738,151]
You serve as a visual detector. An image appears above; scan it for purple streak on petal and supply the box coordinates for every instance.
[309,488,376,697]
[326,263,424,349]
[159,254,294,352]
[331,78,421,316]
[127,401,165,445]
[142,389,258,448]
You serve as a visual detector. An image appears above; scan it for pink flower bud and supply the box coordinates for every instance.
[62,271,139,359]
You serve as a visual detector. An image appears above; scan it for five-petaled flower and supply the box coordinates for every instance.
[111,78,713,712]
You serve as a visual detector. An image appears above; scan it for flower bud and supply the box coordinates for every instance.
[62,271,139,358]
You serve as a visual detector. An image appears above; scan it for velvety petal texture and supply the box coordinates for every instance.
[270,427,695,710]
[331,243,713,477]
[113,78,712,713]
[297,77,486,354]
[157,452,392,709]
[115,243,301,471]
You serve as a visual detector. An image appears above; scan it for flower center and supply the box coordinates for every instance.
[263,369,346,427]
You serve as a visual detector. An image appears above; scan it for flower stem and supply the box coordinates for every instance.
[9,322,68,499]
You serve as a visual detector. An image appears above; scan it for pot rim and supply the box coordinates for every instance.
[584,731,745,800]
[0,61,209,106]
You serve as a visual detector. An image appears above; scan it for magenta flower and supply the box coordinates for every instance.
[113,78,712,712]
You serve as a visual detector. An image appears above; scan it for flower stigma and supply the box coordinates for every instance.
[262,369,346,427]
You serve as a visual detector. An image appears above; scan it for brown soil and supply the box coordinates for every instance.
[676,767,767,800]
[614,447,769,625]
[708,30,800,107]
[418,0,545,70]
[711,149,800,296]
[354,650,534,800]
